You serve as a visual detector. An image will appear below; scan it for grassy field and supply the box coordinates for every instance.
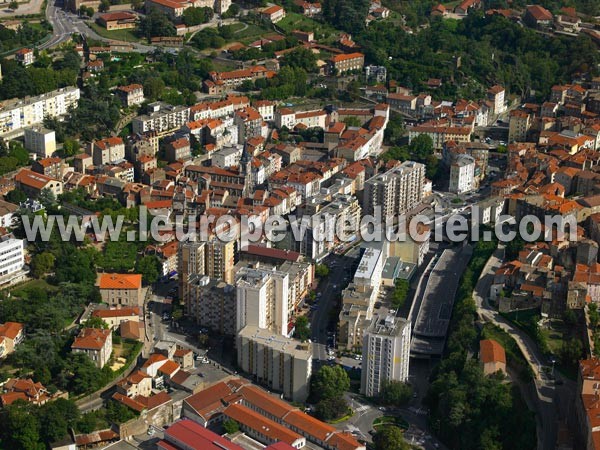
[88,22,142,43]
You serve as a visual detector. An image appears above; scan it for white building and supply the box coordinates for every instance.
[354,246,384,290]
[0,87,80,137]
[24,127,56,158]
[449,154,475,194]
[132,102,190,135]
[211,145,243,168]
[361,315,411,397]
[0,236,24,279]
[363,161,425,218]
[236,266,290,337]
[487,85,506,115]
[237,325,312,402]
[92,137,126,166]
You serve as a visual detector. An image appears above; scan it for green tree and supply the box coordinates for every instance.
[135,255,161,285]
[131,0,143,9]
[8,1,18,10]
[62,138,80,156]
[315,264,329,278]
[0,403,44,450]
[310,365,350,402]
[6,188,27,204]
[182,6,213,26]
[31,252,55,278]
[98,0,110,12]
[138,9,176,39]
[281,47,318,73]
[106,399,137,423]
[222,419,239,434]
[377,380,412,406]
[314,397,348,421]
[373,426,410,450]
[391,279,409,309]
[294,316,310,341]
[143,77,165,101]
[82,316,109,329]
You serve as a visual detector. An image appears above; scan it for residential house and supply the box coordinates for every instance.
[71,328,113,368]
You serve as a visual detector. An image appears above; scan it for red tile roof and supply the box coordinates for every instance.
[159,419,244,450]
[224,403,303,446]
[0,322,22,340]
[480,339,506,364]
[98,273,142,290]
[92,307,140,318]
[72,328,111,350]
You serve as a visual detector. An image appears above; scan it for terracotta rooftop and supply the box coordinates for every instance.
[72,328,111,350]
[480,339,506,365]
[98,273,142,290]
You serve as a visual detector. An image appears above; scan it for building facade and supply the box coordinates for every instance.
[360,315,411,397]
[237,326,312,402]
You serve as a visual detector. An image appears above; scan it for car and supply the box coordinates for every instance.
[201,358,210,364]
[354,355,361,360]
[147,428,155,436]
[413,392,418,398]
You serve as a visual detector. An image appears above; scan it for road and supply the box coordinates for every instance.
[310,245,361,362]
[473,243,557,450]
[41,0,156,51]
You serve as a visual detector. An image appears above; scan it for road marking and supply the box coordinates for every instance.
[355,405,369,413]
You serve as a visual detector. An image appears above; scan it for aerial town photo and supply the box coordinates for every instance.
[2,0,600,448]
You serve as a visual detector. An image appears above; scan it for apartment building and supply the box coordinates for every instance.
[31,157,67,180]
[0,86,80,137]
[98,273,143,308]
[487,85,506,114]
[449,154,475,194]
[132,102,190,135]
[508,109,531,143]
[186,275,236,335]
[328,52,365,75]
[407,125,472,149]
[0,235,23,282]
[236,266,289,336]
[24,127,56,158]
[15,48,34,66]
[360,315,411,397]
[165,137,191,162]
[178,241,206,313]
[116,83,145,107]
[363,161,425,218]
[237,326,312,402]
[71,328,113,368]
[92,137,126,165]
[293,194,361,260]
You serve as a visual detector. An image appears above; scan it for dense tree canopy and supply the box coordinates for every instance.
[357,14,599,99]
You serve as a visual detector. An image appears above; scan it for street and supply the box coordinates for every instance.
[41,0,156,51]
[310,245,361,362]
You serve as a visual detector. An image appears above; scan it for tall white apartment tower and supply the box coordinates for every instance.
[363,161,425,219]
[236,267,290,336]
[361,315,411,397]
